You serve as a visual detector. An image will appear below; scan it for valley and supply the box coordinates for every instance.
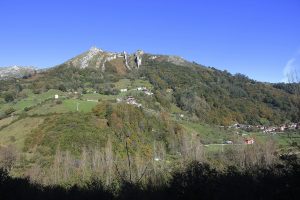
[2,1,300,198]
[0,47,299,198]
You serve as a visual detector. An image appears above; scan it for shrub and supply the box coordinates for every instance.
[24,107,31,111]
[33,89,41,94]
[4,107,16,116]
[4,93,14,102]
[58,84,67,92]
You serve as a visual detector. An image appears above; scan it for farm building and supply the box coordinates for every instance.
[244,138,254,145]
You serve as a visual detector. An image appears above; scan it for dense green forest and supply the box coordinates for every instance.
[140,60,300,125]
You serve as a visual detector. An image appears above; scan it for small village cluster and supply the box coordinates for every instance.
[120,86,153,96]
[54,86,153,110]
[117,87,153,107]
[116,96,142,107]
[229,123,299,133]
[224,138,255,145]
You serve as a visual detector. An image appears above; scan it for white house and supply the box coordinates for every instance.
[54,94,59,99]
[144,91,153,96]
[137,87,146,91]
[120,88,128,92]
[279,126,286,131]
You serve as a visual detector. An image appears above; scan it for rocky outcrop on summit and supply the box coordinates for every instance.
[123,51,131,70]
[80,47,103,69]
[66,47,145,74]
[135,50,144,68]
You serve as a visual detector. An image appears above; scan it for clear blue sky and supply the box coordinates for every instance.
[0,0,300,83]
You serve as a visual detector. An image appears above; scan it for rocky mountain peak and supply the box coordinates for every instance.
[89,46,103,54]
[66,47,147,72]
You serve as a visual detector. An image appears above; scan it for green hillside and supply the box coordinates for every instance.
[0,49,299,185]
[3,50,299,125]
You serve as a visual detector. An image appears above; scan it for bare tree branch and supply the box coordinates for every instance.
[125,138,132,183]
[114,162,126,182]
[137,162,150,183]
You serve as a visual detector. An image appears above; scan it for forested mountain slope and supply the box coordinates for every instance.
[1,47,298,125]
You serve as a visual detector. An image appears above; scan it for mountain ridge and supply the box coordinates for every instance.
[0,65,36,79]
[0,47,285,84]
[62,47,192,73]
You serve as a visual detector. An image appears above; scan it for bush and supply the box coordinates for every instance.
[0,112,6,120]
[33,89,41,94]
[4,93,14,102]
[4,107,16,116]
[58,84,67,92]
[24,107,31,112]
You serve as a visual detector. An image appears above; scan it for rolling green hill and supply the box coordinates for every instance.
[0,47,299,185]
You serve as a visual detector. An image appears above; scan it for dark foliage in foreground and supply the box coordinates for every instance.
[0,155,299,200]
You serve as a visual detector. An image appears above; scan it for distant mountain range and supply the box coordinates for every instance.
[0,47,190,79]
[0,65,36,79]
